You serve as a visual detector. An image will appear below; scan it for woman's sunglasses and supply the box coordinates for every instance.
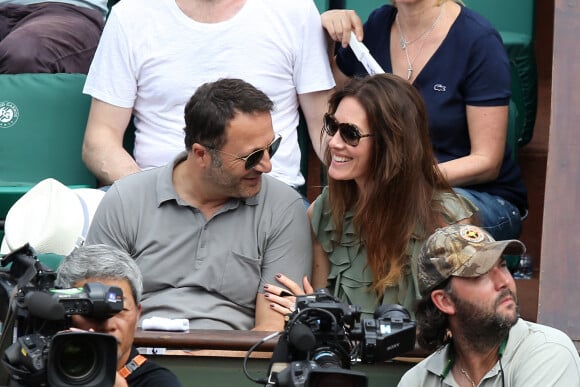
[322,113,374,146]
[207,135,282,170]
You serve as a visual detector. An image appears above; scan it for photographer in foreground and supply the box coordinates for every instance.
[399,224,580,386]
[56,244,181,387]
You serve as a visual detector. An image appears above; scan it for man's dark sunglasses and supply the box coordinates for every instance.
[207,135,282,170]
[323,113,374,146]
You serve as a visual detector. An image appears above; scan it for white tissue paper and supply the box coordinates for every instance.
[141,317,190,331]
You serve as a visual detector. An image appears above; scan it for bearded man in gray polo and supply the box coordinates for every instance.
[86,78,312,332]
[399,224,580,387]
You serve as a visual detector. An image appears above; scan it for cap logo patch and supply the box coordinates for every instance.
[459,225,485,243]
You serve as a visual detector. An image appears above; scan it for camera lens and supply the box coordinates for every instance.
[312,347,346,368]
[48,332,118,387]
[55,336,98,381]
[374,304,411,321]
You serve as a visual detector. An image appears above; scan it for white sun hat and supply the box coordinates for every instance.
[0,178,105,256]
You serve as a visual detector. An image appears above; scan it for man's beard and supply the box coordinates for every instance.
[450,289,519,353]
[205,152,261,198]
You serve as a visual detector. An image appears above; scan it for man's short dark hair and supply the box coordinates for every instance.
[183,78,274,151]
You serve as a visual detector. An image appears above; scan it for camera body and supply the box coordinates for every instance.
[0,244,121,386]
[4,331,117,387]
[48,282,123,319]
[268,289,416,387]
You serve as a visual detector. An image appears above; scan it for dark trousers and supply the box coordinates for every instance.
[0,2,104,74]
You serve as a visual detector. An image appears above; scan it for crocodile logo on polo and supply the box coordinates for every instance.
[433,83,446,92]
[0,101,19,128]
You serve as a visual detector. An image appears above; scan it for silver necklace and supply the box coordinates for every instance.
[395,5,443,80]
[460,366,477,387]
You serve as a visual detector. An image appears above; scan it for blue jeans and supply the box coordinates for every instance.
[454,188,525,241]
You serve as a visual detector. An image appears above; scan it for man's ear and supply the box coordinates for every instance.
[431,289,456,315]
[191,143,211,167]
[136,303,142,322]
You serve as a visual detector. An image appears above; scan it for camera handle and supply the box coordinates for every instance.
[0,285,20,386]
[0,249,47,387]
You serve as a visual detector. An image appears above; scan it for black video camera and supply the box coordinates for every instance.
[3,331,118,387]
[0,244,122,386]
[267,289,416,387]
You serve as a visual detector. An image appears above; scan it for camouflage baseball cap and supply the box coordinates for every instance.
[418,224,526,296]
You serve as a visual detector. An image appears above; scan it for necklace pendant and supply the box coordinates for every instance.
[400,37,407,49]
[407,66,412,80]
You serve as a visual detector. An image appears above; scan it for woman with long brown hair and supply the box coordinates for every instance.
[265,73,475,317]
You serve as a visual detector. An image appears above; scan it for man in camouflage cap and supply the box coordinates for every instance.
[417,224,525,297]
[398,224,580,387]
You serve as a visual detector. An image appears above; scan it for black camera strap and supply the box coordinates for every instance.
[119,354,148,379]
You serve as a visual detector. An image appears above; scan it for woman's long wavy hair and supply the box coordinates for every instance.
[324,74,454,295]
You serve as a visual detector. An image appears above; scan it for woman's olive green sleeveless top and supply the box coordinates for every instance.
[310,187,476,319]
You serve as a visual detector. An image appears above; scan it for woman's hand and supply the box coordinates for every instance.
[321,9,364,48]
[264,274,314,316]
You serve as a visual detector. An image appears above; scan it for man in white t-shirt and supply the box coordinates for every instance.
[82,0,335,190]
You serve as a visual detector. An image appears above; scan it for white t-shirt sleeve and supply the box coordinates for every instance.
[83,8,137,108]
[293,0,335,95]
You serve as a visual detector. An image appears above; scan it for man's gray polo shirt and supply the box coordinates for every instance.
[397,319,580,386]
[86,152,312,329]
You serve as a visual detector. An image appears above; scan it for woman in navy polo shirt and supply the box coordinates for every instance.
[322,0,527,240]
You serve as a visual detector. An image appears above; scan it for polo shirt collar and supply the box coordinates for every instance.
[424,344,453,378]
[156,152,186,206]
[500,318,525,363]
[424,321,518,383]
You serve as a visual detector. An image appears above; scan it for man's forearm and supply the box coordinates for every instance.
[253,293,285,332]
[83,144,141,185]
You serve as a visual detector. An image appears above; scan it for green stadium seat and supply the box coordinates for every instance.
[0,73,97,240]
[467,0,537,150]
[314,0,328,13]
